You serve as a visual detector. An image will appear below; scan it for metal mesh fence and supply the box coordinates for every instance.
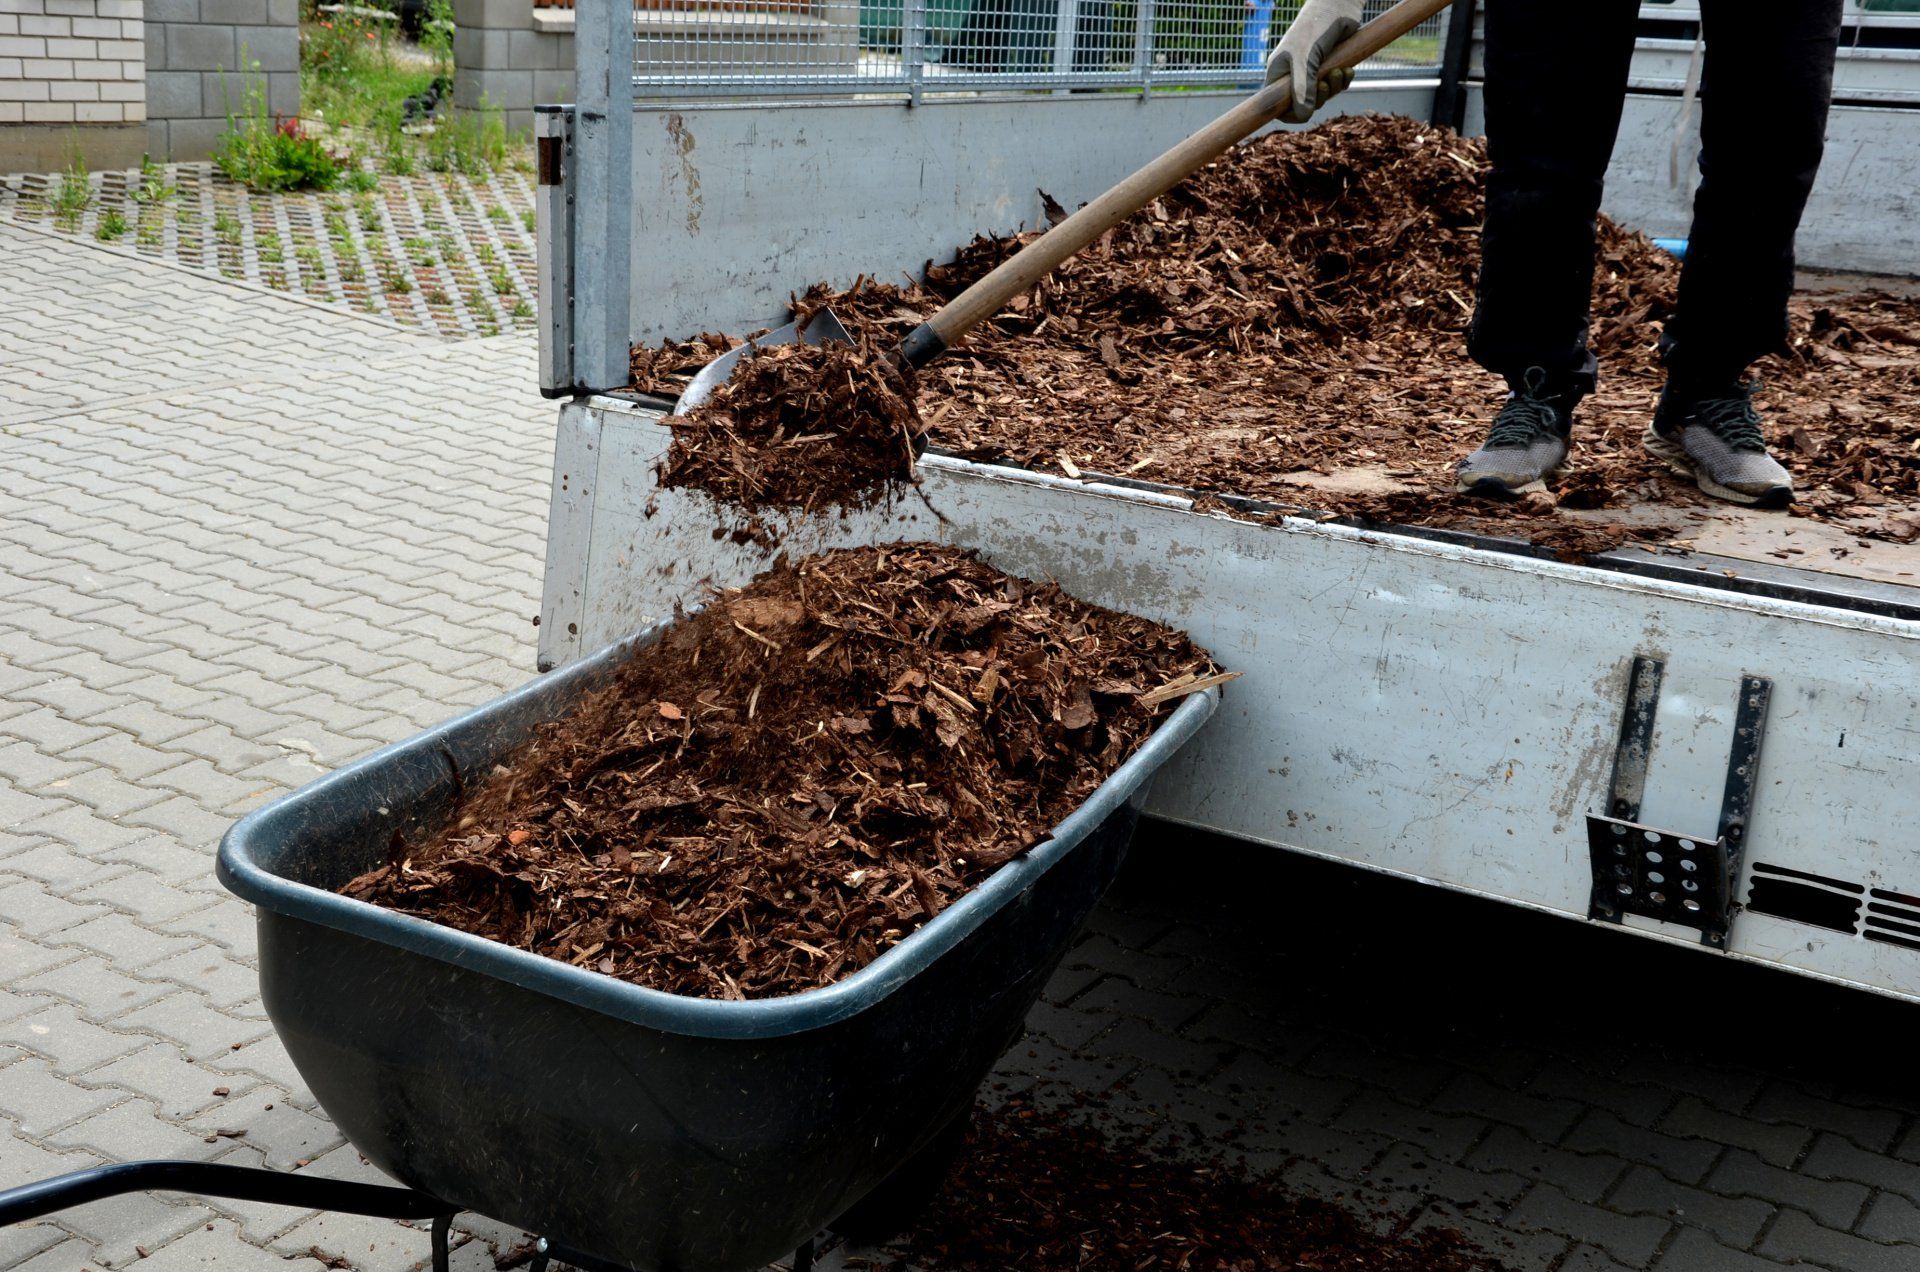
[628,0,1448,98]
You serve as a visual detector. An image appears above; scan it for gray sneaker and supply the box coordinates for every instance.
[1456,368,1579,498]
[1643,381,1794,509]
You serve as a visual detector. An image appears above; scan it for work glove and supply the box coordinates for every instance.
[1266,0,1364,124]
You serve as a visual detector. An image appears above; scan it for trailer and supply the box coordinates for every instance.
[535,0,1920,1002]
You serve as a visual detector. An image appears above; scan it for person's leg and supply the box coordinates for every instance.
[1643,0,1842,508]
[1456,0,1641,497]
[1467,0,1642,391]
[1661,0,1844,387]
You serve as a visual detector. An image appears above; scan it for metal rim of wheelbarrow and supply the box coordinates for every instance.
[216,620,1220,1042]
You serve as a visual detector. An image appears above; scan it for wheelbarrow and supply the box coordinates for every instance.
[0,617,1218,1272]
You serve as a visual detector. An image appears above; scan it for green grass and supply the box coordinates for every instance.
[308,59,440,133]
[52,154,91,219]
[95,210,128,241]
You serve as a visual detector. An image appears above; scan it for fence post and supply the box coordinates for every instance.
[904,0,927,104]
[1431,0,1475,130]
[1051,0,1082,89]
[1134,0,1156,96]
[572,0,635,393]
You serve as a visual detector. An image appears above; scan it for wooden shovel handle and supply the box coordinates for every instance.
[898,0,1459,367]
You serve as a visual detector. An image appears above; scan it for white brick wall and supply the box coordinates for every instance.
[0,0,142,125]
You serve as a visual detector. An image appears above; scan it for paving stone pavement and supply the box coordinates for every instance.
[0,161,539,341]
[5,216,1920,1272]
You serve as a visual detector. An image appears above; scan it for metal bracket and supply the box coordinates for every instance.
[1587,660,1772,950]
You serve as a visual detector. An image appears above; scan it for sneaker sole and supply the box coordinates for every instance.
[1641,427,1792,510]
[1455,461,1567,500]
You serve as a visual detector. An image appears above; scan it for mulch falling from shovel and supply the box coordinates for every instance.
[658,309,925,515]
[632,117,1920,553]
[860,1099,1511,1271]
[341,544,1219,1000]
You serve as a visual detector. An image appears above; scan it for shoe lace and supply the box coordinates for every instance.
[1485,369,1567,447]
[1687,384,1767,452]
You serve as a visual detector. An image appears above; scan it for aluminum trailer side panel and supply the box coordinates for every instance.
[542,400,1920,1002]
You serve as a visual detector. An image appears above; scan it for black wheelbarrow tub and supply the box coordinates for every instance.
[216,621,1218,1272]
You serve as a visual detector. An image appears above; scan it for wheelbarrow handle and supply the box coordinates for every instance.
[0,1159,453,1226]
[897,0,1459,368]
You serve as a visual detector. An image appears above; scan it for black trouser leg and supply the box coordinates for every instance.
[1468,0,1642,393]
[1661,0,1843,389]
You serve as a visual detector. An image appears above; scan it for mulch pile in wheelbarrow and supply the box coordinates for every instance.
[859,1098,1509,1271]
[341,543,1220,1000]
[632,116,1920,556]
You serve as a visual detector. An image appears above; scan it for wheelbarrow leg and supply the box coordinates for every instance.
[431,1211,454,1272]
[792,1235,816,1272]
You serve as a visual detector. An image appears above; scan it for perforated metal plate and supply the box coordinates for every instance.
[1587,817,1736,947]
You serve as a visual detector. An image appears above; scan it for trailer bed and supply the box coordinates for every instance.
[540,396,1920,1004]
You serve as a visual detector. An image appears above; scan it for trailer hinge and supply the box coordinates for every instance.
[1586,657,1772,950]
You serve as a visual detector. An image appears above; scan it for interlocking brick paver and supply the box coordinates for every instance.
[1749,1086,1904,1155]
[15,953,176,1021]
[1605,1165,1775,1250]
[1858,1190,1920,1244]
[0,1001,146,1075]
[1707,1149,1872,1231]
[1564,1111,1724,1187]
[1799,1131,1920,1200]
[1756,1208,1915,1271]
[1651,1228,1791,1271]
[0,1056,122,1136]
[1506,1182,1671,1267]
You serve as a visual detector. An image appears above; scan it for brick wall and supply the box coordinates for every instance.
[452,0,572,134]
[0,0,146,171]
[144,0,300,162]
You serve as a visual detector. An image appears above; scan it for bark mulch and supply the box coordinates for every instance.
[341,544,1220,1000]
[657,333,925,516]
[630,116,1920,557]
[861,1099,1509,1271]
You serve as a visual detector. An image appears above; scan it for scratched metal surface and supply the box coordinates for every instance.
[540,398,1920,1001]
[613,83,1440,345]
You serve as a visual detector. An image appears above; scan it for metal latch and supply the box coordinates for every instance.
[1587,656,1771,949]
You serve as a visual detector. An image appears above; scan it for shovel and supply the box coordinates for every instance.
[676,0,1457,415]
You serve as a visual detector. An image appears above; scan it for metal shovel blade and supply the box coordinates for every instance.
[673,308,854,415]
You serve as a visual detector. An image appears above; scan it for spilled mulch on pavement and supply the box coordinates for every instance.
[862,1099,1509,1271]
[658,324,924,515]
[343,544,1219,1000]
[630,117,1920,555]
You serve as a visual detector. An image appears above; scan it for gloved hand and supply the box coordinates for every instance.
[1265,0,1364,124]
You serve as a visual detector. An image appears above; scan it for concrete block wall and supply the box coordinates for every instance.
[0,0,147,172]
[144,0,300,161]
[452,0,572,134]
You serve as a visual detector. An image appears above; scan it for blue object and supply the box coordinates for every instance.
[1243,0,1275,72]
[218,617,1219,1272]
[1652,237,1689,260]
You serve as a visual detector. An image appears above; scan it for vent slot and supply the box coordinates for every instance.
[1866,914,1920,941]
[1866,929,1920,954]
[1746,876,1861,935]
[1751,863,1864,893]
[1868,901,1920,926]
[1871,886,1920,908]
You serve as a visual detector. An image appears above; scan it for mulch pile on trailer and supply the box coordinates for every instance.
[341,543,1219,1000]
[633,116,1920,554]
[857,1098,1509,1271]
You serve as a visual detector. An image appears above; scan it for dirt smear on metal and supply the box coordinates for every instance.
[341,543,1219,1000]
[633,117,1920,559]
